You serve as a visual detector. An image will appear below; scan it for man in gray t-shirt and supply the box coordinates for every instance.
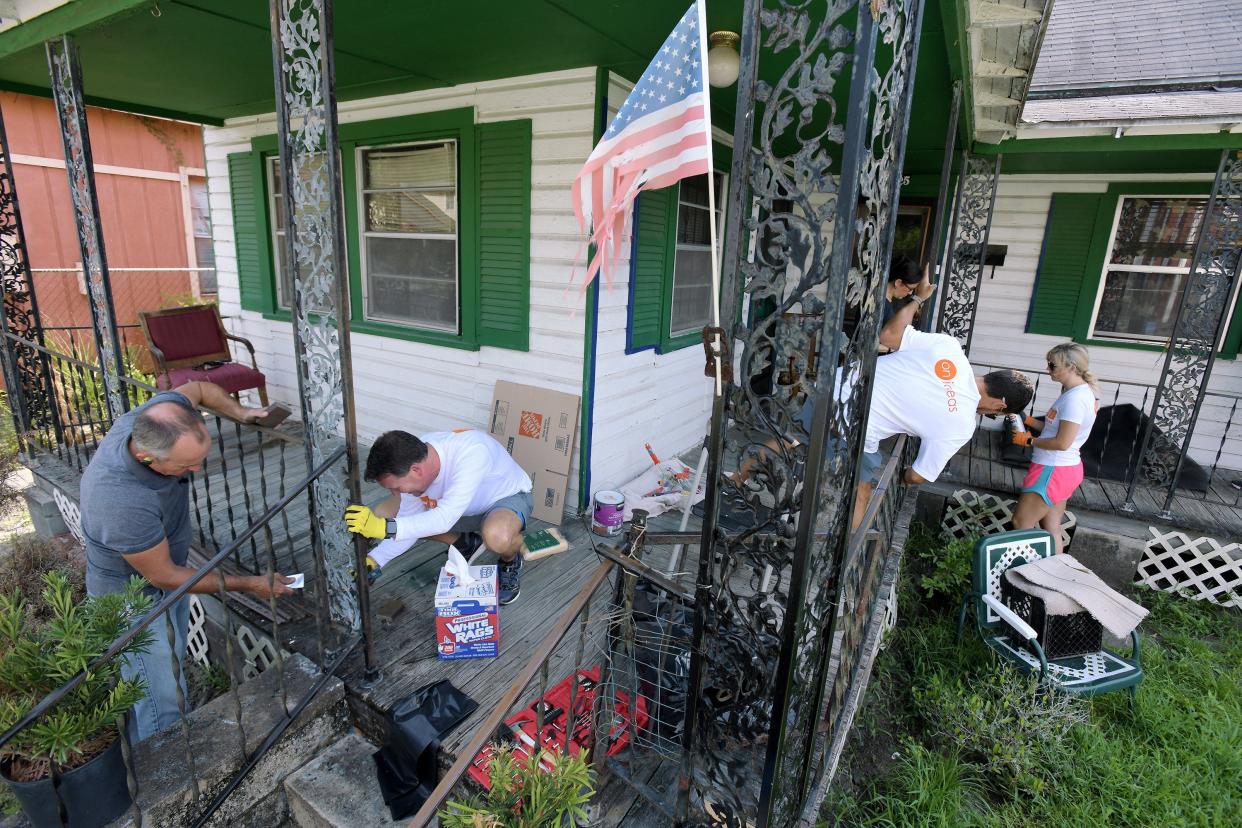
[82,382,294,742]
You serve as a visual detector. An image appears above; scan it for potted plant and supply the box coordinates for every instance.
[0,572,153,828]
[438,745,594,827]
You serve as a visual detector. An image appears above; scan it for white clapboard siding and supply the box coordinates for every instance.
[205,68,598,509]
[969,172,1242,472]
[585,72,718,493]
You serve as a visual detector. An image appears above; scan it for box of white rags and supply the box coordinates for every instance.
[434,564,500,660]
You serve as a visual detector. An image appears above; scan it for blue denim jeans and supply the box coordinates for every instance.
[120,593,191,743]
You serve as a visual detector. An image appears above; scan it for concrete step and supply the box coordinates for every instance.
[114,652,348,827]
[285,732,403,828]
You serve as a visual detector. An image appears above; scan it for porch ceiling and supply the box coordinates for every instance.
[0,0,960,174]
[0,0,751,125]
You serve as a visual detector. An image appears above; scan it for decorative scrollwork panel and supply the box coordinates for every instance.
[270,0,364,630]
[1132,151,1242,510]
[683,2,924,825]
[45,36,126,421]
[0,104,57,447]
[937,152,1000,355]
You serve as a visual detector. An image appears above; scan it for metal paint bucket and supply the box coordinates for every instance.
[591,490,626,537]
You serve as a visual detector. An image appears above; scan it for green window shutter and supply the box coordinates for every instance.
[1026,192,1104,336]
[227,151,269,314]
[628,186,676,351]
[476,119,532,350]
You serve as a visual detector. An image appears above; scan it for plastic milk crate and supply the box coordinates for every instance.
[435,564,500,660]
[999,576,1102,659]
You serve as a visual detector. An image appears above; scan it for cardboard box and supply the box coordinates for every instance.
[434,565,499,660]
[488,381,580,525]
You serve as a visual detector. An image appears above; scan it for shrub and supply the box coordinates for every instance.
[916,666,1087,797]
[438,745,594,828]
[906,523,974,603]
[0,573,153,780]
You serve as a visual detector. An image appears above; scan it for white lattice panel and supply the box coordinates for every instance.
[942,489,1075,550]
[1137,528,1242,608]
[236,624,280,680]
[52,487,84,545]
[990,636,1137,686]
[187,596,210,667]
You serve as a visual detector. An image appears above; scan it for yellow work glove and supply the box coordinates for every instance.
[344,505,389,540]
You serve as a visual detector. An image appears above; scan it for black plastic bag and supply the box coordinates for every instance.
[372,679,477,820]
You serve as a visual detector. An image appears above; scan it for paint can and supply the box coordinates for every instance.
[591,490,626,537]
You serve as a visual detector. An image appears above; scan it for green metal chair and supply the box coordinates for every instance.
[956,529,1143,706]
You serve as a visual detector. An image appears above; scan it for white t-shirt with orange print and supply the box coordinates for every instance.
[1032,383,1097,467]
[865,326,980,482]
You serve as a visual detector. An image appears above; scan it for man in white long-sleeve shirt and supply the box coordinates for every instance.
[343,430,533,604]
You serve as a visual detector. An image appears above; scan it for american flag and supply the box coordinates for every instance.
[572,2,712,289]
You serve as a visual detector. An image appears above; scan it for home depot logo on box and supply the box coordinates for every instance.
[519,410,544,439]
[434,566,499,660]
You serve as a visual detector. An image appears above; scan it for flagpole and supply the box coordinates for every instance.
[696,0,724,397]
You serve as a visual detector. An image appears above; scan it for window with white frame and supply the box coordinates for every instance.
[671,172,724,338]
[1091,196,1209,342]
[358,140,458,331]
[189,178,217,294]
[266,157,293,309]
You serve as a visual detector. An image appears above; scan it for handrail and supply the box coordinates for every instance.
[843,435,908,569]
[0,444,346,752]
[407,558,616,827]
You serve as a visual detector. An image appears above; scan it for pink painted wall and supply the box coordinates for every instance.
[3,91,207,337]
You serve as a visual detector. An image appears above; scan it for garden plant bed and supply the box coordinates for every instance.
[822,525,1242,827]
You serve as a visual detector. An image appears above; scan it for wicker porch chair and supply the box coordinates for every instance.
[956,529,1143,709]
[139,304,268,406]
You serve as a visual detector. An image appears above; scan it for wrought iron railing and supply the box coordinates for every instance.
[956,362,1242,518]
[0,444,352,828]
[409,436,914,827]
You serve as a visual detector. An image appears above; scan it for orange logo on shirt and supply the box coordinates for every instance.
[933,359,957,381]
[1047,408,1058,420]
[420,496,438,510]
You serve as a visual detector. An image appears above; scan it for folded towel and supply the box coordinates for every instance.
[1004,554,1148,638]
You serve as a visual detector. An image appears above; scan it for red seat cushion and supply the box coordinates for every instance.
[144,309,227,362]
[157,363,266,395]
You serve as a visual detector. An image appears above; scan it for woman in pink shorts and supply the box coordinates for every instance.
[1010,343,1098,554]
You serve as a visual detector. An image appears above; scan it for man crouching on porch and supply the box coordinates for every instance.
[343,430,533,605]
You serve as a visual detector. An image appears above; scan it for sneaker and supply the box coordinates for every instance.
[454,531,484,560]
[497,555,522,605]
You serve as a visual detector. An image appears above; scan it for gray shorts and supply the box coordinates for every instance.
[860,450,884,485]
[798,397,885,485]
[450,490,533,534]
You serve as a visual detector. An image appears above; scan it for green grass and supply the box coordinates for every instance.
[822,544,1242,828]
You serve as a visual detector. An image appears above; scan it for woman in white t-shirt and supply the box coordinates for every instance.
[1011,343,1099,553]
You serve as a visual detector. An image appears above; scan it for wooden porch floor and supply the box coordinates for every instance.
[945,429,1242,537]
[29,417,690,825]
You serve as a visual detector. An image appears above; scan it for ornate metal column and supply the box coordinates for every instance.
[0,102,59,450]
[46,35,126,420]
[268,0,376,671]
[936,151,1000,354]
[679,1,924,825]
[1126,149,1242,517]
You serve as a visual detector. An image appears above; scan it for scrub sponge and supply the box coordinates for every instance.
[521,528,569,560]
